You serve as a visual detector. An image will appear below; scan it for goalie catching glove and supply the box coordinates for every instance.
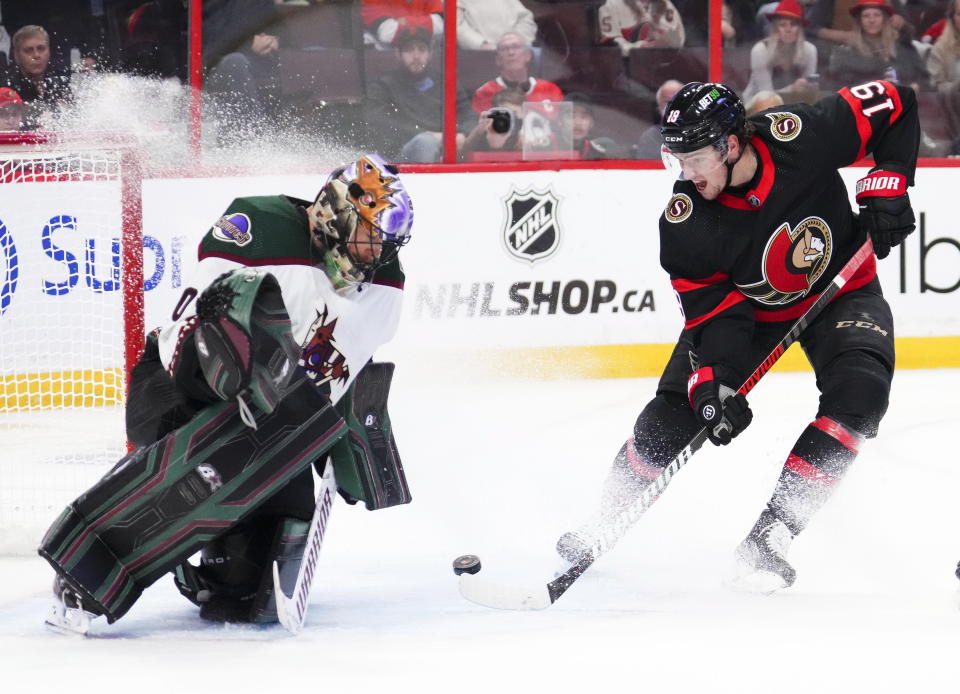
[688,367,753,446]
[855,166,915,260]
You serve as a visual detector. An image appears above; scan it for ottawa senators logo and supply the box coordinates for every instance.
[299,307,349,390]
[765,112,802,141]
[737,217,832,305]
[665,193,693,223]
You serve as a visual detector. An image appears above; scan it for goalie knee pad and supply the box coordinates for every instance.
[174,516,310,624]
[817,350,892,438]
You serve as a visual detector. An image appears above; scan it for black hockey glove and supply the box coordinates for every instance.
[855,167,915,260]
[687,367,752,446]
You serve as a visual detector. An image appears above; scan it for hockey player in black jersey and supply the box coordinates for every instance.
[557,80,919,591]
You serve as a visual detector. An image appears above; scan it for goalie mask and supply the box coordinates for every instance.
[309,154,414,289]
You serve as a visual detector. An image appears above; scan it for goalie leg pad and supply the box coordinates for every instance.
[329,362,411,511]
[38,375,347,623]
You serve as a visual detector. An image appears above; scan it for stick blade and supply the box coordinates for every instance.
[273,560,302,635]
[457,572,552,611]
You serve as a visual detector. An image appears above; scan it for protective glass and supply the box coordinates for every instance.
[661,143,728,181]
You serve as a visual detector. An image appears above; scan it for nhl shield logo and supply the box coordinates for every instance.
[502,187,561,264]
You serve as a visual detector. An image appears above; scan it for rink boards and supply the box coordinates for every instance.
[1,165,958,396]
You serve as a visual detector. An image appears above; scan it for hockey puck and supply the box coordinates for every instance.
[452,554,482,576]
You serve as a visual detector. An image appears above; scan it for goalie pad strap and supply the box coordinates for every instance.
[38,375,346,623]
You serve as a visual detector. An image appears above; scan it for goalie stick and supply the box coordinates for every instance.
[273,462,337,634]
[457,237,875,611]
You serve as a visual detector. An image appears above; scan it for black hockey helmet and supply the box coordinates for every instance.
[660,82,745,154]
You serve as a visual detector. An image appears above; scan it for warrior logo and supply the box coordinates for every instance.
[211,212,253,247]
[502,187,561,264]
[196,464,223,492]
[738,217,833,305]
[765,112,802,141]
[299,306,349,389]
[665,193,693,223]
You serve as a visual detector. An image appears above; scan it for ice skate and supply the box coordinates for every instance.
[556,438,663,565]
[44,576,98,636]
[731,509,797,593]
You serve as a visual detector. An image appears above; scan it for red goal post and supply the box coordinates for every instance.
[0,131,144,554]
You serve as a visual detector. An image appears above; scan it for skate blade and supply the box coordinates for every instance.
[44,603,93,636]
[725,570,789,595]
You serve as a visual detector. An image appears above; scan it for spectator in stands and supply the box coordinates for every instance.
[203,0,282,136]
[562,91,621,159]
[742,0,818,104]
[461,85,526,159]
[365,24,473,162]
[808,0,912,51]
[633,78,683,159]
[746,88,785,114]
[456,0,537,50]
[598,0,685,56]
[827,0,925,90]
[928,0,960,152]
[471,31,564,114]
[681,0,746,47]
[362,0,444,50]
[0,86,24,130]
[3,25,70,129]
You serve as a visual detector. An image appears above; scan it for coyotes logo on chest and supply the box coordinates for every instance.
[738,216,832,305]
[299,307,349,390]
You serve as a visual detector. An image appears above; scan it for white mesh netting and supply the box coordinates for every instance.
[0,144,135,554]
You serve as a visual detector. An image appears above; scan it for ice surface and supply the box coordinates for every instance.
[3,369,959,692]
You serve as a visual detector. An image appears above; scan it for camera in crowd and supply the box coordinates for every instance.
[487,107,522,135]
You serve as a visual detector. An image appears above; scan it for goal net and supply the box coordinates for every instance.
[0,133,143,554]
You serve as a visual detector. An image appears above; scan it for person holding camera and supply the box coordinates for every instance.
[471,31,564,115]
[461,86,526,159]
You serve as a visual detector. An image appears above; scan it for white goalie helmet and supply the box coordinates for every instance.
[308,154,414,288]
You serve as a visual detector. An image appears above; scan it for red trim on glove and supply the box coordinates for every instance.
[687,366,715,406]
[855,170,907,202]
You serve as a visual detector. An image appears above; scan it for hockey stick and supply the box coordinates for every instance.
[457,237,875,610]
[273,462,337,634]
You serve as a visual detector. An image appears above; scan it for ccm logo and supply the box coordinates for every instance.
[835,320,888,336]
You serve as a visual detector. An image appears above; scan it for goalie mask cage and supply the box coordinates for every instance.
[0,132,144,555]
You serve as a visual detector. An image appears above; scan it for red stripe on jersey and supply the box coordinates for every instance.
[785,453,837,484]
[812,416,863,453]
[884,79,904,124]
[717,138,775,209]
[753,255,876,322]
[684,289,746,329]
[671,272,730,293]
[839,88,873,162]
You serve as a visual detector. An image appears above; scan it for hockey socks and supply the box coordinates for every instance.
[556,437,665,562]
[767,416,864,535]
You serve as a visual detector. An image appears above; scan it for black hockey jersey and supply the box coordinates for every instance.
[658,80,919,383]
